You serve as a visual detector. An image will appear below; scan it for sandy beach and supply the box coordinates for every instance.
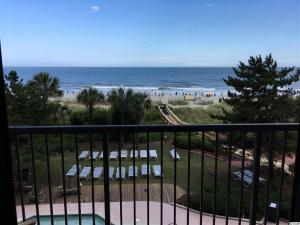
[60,90,222,108]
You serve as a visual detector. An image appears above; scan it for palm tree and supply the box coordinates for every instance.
[108,88,151,146]
[25,72,64,125]
[77,87,104,121]
[108,88,150,125]
[28,72,63,99]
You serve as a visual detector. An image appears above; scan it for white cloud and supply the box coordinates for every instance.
[90,6,100,13]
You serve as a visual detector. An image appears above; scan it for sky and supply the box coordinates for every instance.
[0,0,300,67]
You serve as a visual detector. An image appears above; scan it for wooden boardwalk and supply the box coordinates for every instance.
[43,183,186,204]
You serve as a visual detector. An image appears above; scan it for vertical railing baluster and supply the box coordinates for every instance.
[238,131,246,225]
[118,133,123,225]
[0,42,18,225]
[187,132,191,225]
[213,132,219,225]
[89,134,96,225]
[200,131,204,225]
[276,131,288,225]
[173,132,177,225]
[59,134,68,225]
[264,131,274,225]
[146,132,150,225]
[30,134,40,225]
[160,132,164,225]
[102,133,110,225]
[225,131,232,225]
[249,130,262,225]
[133,132,136,225]
[74,133,82,225]
[290,125,300,222]
[44,134,54,225]
[15,135,25,221]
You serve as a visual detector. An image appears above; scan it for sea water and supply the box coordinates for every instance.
[4,67,300,96]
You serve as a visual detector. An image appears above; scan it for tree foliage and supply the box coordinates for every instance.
[108,88,151,125]
[76,87,104,121]
[215,54,300,123]
[5,71,68,125]
[293,96,300,122]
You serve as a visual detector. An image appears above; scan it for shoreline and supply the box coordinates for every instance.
[59,91,223,108]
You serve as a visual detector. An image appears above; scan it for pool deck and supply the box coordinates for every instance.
[16,202,288,225]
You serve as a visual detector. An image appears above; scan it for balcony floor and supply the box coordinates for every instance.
[16,201,288,225]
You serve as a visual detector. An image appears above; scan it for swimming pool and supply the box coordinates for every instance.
[31,214,106,225]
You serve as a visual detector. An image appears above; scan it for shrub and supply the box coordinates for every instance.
[143,107,164,124]
[70,110,89,125]
[91,108,110,125]
[175,134,215,151]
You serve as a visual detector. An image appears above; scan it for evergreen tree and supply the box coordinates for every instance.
[5,71,29,123]
[216,54,300,123]
[213,54,300,177]
[5,71,66,125]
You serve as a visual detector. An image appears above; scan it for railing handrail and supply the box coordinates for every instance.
[9,123,300,134]
[8,122,300,224]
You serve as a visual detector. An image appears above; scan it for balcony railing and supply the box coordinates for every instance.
[7,124,300,225]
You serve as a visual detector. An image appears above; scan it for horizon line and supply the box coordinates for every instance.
[4,65,300,68]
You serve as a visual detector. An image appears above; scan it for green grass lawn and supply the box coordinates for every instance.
[16,131,292,220]
[18,136,256,218]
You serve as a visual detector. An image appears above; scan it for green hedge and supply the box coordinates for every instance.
[70,108,110,125]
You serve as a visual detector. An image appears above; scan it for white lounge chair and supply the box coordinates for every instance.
[120,150,128,159]
[79,167,91,179]
[150,150,158,159]
[109,151,118,160]
[93,167,103,179]
[99,151,103,159]
[152,165,161,177]
[139,150,147,160]
[109,167,115,179]
[233,169,265,187]
[130,150,139,159]
[141,164,151,176]
[79,151,89,160]
[92,151,100,160]
[116,167,126,179]
[66,165,81,177]
[128,166,138,178]
[170,149,180,160]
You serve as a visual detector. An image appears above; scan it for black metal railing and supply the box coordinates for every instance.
[9,124,300,225]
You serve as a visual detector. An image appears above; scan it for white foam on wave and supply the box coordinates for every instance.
[88,85,216,92]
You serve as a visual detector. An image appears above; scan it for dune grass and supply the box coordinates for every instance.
[172,103,231,124]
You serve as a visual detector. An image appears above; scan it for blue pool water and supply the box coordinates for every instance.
[33,215,106,225]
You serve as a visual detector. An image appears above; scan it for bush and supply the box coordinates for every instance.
[91,108,110,125]
[70,108,110,125]
[70,110,89,125]
[175,134,215,151]
[143,107,163,124]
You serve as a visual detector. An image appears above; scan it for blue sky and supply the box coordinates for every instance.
[0,0,299,67]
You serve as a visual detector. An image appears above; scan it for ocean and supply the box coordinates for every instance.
[3,67,300,96]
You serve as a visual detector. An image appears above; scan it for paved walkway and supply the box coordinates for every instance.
[16,202,288,225]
